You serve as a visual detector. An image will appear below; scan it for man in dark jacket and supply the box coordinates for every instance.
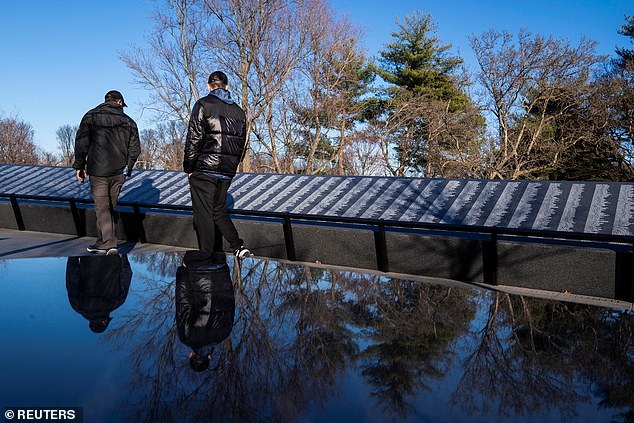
[183,71,251,258]
[73,90,141,255]
[66,254,133,333]
[176,250,235,371]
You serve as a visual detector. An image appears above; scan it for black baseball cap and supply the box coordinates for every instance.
[208,71,228,85]
[104,90,127,107]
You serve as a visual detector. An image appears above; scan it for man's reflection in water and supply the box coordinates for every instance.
[66,254,132,333]
[176,250,235,372]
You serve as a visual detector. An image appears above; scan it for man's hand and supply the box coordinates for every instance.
[75,169,85,183]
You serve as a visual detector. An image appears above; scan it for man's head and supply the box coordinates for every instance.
[104,90,127,107]
[188,351,211,372]
[207,71,229,91]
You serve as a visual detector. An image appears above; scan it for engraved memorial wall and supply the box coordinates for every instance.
[0,164,632,300]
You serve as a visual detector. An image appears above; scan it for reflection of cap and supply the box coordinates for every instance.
[194,345,215,357]
[89,317,111,333]
[104,90,127,107]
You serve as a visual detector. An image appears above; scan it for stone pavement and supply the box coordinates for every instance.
[0,228,188,259]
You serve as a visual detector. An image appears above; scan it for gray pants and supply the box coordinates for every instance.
[89,174,125,249]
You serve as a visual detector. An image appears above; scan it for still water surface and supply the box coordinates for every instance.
[0,252,632,423]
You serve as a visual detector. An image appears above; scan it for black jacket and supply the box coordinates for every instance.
[66,255,132,321]
[73,102,141,177]
[183,90,247,177]
[175,252,235,350]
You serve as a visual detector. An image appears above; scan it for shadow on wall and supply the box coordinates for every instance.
[386,234,483,282]
[119,178,162,243]
[121,178,161,206]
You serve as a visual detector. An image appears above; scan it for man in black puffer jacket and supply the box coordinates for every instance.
[183,71,251,259]
[73,90,140,255]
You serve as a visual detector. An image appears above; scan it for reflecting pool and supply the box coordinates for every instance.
[0,252,632,423]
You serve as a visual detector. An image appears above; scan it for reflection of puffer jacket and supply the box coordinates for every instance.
[175,252,235,350]
[66,255,132,321]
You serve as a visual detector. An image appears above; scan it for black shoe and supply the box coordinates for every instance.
[234,246,252,259]
[105,247,119,256]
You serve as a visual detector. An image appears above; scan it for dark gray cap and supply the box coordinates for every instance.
[208,71,228,85]
[104,90,127,107]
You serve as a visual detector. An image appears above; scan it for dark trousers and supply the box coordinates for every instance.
[89,174,125,249]
[188,172,243,252]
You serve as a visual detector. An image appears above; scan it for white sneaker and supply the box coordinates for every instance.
[87,244,118,255]
[234,246,252,259]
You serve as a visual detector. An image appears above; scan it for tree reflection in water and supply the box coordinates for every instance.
[453,293,634,423]
[104,252,633,423]
[356,279,476,420]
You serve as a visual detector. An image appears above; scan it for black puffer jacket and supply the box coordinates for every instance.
[175,253,235,350]
[183,90,247,177]
[73,102,141,177]
[66,255,132,321]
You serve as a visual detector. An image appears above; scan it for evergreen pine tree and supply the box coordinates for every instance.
[377,10,469,111]
[616,15,634,68]
[372,11,477,176]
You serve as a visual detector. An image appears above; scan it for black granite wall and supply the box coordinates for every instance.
[1,200,631,301]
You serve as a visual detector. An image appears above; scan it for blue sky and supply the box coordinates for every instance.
[0,0,631,154]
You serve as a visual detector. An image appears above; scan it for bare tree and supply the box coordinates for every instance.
[38,150,59,166]
[292,8,371,175]
[122,0,306,173]
[470,29,604,179]
[364,91,483,177]
[121,0,206,124]
[422,95,486,178]
[56,124,77,166]
[576,17,634,181]
[0,115,39,164]
[345,129,385,176]
[123,0,368,175]
[139,128,162,170]
[363,93,421,177]
[156,120,187,170]
[201,0,318,172]
[200,0,271,171]
[139,121,187,170]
